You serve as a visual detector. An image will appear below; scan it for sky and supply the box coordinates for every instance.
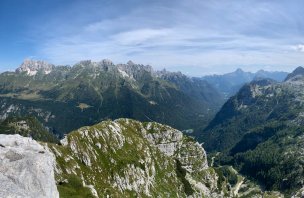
[0,0,304,76]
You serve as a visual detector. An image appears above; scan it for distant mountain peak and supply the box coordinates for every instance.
[235,68,244,73]
[156,70,184,79]
[127,60,135,65]
[285,66,304,81]
[117,61,153,77]
[202,68,288,99]
[101,59,114,66]
[16,59,54,76]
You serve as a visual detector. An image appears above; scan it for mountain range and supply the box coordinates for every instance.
[201,68,288,98]
[0,59,223,137]
[1,59,304,197]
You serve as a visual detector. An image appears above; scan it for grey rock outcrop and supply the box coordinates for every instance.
[0,134,59,198]
[16,59,54,76]
[48,119,223,197]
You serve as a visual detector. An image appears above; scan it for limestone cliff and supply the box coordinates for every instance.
[0,134,59,198]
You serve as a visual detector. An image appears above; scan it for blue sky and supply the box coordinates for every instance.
[0,0,304,76]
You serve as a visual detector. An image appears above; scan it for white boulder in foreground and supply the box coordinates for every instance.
[0,134,59,198]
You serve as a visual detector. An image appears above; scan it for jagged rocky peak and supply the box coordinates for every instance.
[116,60,153,79]
[157,68,178,76]
[156,69,187,81]
[72,59,116,73]
[100,59,114,66]
[77,60,92,66]
[235,68,244,73]
[0,134,59,198]
[126,60,153,72]
[16,59,54,76]
[127,60,135,65]
[285,66,304,81]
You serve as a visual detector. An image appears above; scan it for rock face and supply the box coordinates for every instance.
[144,122,208,171]
[16,59,54,76]
[0,134,59,198]
[48,119,224,197]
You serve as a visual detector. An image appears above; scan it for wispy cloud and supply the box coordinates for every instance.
[15,0,304,75]
[111,28,171,46]
[293,44,304,52]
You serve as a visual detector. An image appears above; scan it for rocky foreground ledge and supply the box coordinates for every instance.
[0,120,217,197]
[0,119,283,197]
[0,134,59,198]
